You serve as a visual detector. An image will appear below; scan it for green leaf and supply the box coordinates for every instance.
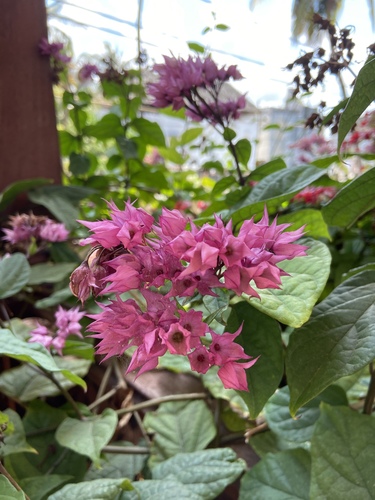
[286,271,375,416]
[0,178,51,211]
[187,41,205,53]
[27,262,75,285]
[22,401,88,480]
[215,23,230,31]
[0,253,30,299]
[248,239,331,328]
[143,400,216,465]
[0,409,36,457]
[239,448,311,500]
[131,117,166,147]
[338,58,375,153]
[226,303,283,419]
[278,209,331,240]
[233,139,251,167]
[55,409,118,466]
[158,146,185,164]
[179,127,203,145]
[48,478,131,500]
[153,448,245,500]
[62,340,94,361]
[230,165,327,226]
[0,356,90,401]
[116,137,139,160]
[28,185,96,230]
[83,114,123,140]
[223,127,237,141]
[249,430,298,458]
[85,441,148,481]
[59,130,79,156]
[322,167,375,227]
[35,288,73,309]
[0,476,26,500]
[69,153,91,176]
[212,175,237,196]
[264,386,348,444]
[248,157,286,181]
[122,480,200,499]
[310,404,375,499]
[19,475,73,500]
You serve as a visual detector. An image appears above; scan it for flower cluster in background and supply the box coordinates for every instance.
[70,201,307,391]
[28,306,86,356]
[147,55,246,127]
[38,37,71,83]
[291,186,337,205]
[1,213,69,252]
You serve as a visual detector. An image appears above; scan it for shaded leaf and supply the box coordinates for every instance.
[0,253,30,299]
[239,448,311,500]
[278,209,331,240]
[143,400,216,465]
[131,117,166,147]
[338,58,375,153]
[0,178,51,211]
[83,113,123,140]
[248,239,331,327]
[322,167,375,227]
[226,303,283,419]
[153,448,245,500]
[0,476,26,500]
[286,271,375,416]
[55,409,118,466]
[310,404,375,499]
[48,478,132,500]
[27,262,75,285]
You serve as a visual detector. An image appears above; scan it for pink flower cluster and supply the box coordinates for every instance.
[292,186,337,205]
[147,55,246,126]
[71,201,307,391]
[38,38,71,63]
[342,111,375,154]
[29,306,85,356]
[2,213,69,247]
[289,133,335,164]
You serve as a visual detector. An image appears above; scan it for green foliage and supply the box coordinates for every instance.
[0,253,30,299]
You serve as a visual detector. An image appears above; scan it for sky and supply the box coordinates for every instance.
[48,0,375,109]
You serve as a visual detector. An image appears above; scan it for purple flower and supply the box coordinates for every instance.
[78,64,99,82]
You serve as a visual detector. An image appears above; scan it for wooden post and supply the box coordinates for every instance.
[0,0,61,193]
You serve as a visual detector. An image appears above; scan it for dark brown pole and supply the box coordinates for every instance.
[0,0,62,193]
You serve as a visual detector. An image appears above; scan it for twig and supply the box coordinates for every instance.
[0,462,29,500]
[363,362,375,415]
[116,392,208,416]
[133,410,152,446]
[101,445,150,454]
[88,387,117,411]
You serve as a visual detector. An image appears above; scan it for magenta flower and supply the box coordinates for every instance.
[2,213,69,250]
[71,200,308,391]
[78,63,99,82]
[28,306,86,356]
[148,55,245,127]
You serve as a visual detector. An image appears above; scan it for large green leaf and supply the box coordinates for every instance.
[239,448,311,499]
[22,401,88,481]
[28,185,96,230]
[310,404,375,499]
[19,475,73,500]
[247,157,286,181]
[264,386,347,444]
[0,476,26,500]
[121,480,200,499]
[83,113,124,140]
[277,209,331,241]
[0,409,36,458]
[48,478,132,500]
[152,448,246,500]
[85,441,148,481]
[0,178,51,211]
[226,302,283,419]
[131,117,166,147]
[322,167,375,227]
[0,356,90,401]
[248,239,331,328]
[55,408,118,466]
[0,253,30,299]
[229,165,327,225]
[338,57,375,153]
[143,400,216,465]
[286,271,375,416]
[27,262,76,285]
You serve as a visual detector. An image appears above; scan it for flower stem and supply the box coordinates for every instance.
[116,392,207,415]
[363,362,375,415]
[0,462,29,500]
